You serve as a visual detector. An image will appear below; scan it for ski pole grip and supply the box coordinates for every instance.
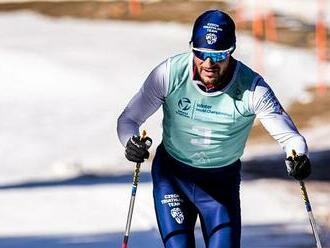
[291,149,297,158]
[140,130,147,140]
[140,129,152,150]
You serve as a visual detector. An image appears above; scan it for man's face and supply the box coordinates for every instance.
[193,55,231,86]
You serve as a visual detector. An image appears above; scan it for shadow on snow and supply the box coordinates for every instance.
[0,172,152,190]
[0,148,328,190]
[0,223,318,248]
[242,148,330,181]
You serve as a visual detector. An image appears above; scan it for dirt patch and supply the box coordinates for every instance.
[0,0,227,21]
[286,86,330,128]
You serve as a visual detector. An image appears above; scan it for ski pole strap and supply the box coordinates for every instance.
[132,163,141,191]
[291,150,312,211]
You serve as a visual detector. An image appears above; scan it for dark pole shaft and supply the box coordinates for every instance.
[122,130,147,248]
[291,149,322,248]
[122,163,141,248]
[299,180,323,248]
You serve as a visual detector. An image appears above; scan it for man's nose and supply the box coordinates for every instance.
[204,57,216,65]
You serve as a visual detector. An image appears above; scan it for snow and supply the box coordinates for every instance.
[0,12,329,247]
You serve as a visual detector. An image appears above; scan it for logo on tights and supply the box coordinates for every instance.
[171,207,184,224]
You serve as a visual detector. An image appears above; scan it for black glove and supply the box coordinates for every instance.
[125,135,152,163]
[285,154,311,180]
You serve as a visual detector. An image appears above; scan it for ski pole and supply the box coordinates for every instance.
[292,150,323,248]
[122,130,149,248]
[299,180,323,248]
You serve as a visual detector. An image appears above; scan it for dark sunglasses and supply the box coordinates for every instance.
[192,47,234,63]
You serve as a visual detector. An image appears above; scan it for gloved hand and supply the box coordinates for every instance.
[125,135,152,163]
[285,154,311,180]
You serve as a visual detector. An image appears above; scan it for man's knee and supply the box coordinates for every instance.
[163,230,195,248]
[207,222,241,248]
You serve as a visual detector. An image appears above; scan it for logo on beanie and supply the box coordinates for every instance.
[206,33,217,45]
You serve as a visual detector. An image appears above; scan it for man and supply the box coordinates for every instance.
[117,10,311,248]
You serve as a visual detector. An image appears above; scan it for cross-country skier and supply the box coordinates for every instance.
[117,9,311,248]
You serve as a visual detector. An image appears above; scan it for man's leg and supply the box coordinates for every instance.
[152,146,197,248]
[172,162,241,248]
[195,174,241,248]
[198,192,241,248]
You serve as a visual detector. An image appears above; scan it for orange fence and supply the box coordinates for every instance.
[129,0,141,16]
[316,0,327,94]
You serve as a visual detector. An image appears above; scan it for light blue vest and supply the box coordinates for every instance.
[162,53,259,168]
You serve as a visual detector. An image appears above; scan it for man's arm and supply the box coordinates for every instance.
[249,78,308,157]
[117,59,170,146]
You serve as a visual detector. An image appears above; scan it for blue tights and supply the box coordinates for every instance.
[152,144,241,248]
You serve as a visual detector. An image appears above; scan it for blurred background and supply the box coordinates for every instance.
[0,0,329,247]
